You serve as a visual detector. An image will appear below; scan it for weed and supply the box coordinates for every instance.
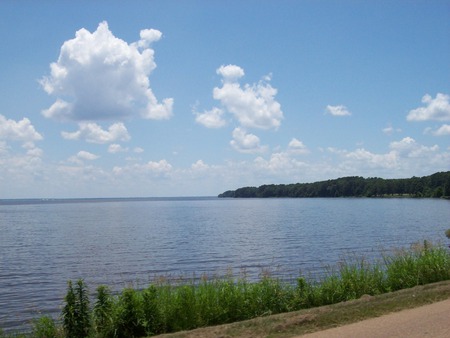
[385,242,450,290]
[62,279,90,338]
[32,316,61,338]
[114,288,145,338]
[93,285,114,337]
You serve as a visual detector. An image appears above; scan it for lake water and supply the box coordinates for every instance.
[1,197,449,332]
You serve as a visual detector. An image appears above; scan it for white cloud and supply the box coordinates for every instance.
[288,138,309,154]
[431,124,450,136]
[230,127,267,153]
[325,137,448,177]
[61,122,130,144]
[191,159,209,171]
[326,105,351,116]
[26,147,43,158]
[68,150,99,164]
[40,21,173,122]
[382,126,393,134]
[0,114,43,142]
[216,64,245,82]
[194,107,226,128]
[382,124,402,135]
[0,140,46,194]
[406,93,450,121]
[133,147,144,153]
[0,114,45,195]
[344,148,398,169]
[108,143,129,153]
[77,151,99,161]
[113,159,172,176]
[389,137,439,157]
[0,141,9,154]
[56,164,110,189]
[336,137,440,168]
[212,65,283,129]
[135,29,162,49]
[22,142,43,158]
[254,152,307,173]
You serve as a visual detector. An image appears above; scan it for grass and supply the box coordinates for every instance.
[1,240,450,337]
[165,280,450,338]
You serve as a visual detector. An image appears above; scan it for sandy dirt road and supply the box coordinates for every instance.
[300,298,450,337]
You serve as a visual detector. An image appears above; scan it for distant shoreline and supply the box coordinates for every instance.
[0,196,217,206]
[218,171,450,199]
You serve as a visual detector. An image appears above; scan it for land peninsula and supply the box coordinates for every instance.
[218,171,450,198]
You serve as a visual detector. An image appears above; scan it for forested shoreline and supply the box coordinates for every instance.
[218,171,450,198]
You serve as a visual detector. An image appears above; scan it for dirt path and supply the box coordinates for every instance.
[299,298,450,338]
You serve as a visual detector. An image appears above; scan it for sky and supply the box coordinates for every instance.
[0,0,449,198]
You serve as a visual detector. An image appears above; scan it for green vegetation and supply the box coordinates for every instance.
[162,280,450,338]
[62,280,91,338]
[445,229,450,239]
[1,241,449,338]
[218,171,450,198]
[32,317,60,338]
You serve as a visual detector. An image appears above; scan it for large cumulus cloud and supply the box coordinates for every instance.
[40,21,173,122]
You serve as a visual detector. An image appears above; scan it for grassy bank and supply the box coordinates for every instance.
[160,280,450,338]
[1,241,450,338]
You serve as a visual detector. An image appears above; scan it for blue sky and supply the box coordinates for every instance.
[1,1,449,198]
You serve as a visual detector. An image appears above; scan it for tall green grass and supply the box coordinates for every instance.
[385,240,450,290]
[1,241,449,338]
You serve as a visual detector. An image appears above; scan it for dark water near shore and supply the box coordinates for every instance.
[1,197,449,332]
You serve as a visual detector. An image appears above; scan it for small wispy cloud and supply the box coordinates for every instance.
[61,122,130,144]
[108,144,129,153]
[382,124,402,135]
[326,105,351,117]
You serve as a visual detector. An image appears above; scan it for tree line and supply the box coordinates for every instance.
[218,171,450,198]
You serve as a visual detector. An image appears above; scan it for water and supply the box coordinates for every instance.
[1,197,449,332]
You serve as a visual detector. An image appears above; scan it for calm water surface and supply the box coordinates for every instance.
[1,197,449,332]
